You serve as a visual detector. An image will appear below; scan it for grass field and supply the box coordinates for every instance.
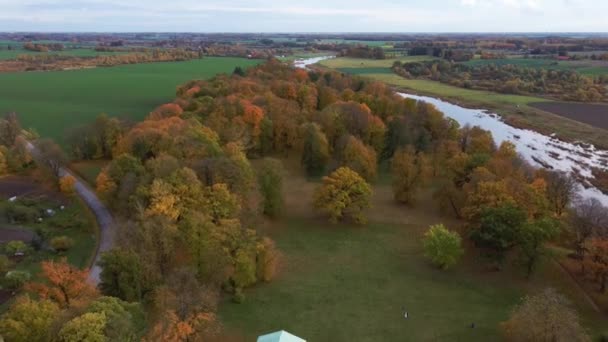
[0,57,259,142]
[464,58,608,76]
[219,163,607,341]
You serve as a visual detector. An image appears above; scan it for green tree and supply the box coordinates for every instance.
[0,296,58,342]
[422,224,464,270]
[470,204,526,266]
[87,296,147,342]
[99,249,146,302]
[313,167,372,224]
[58,312,107,342]
[301,123,329,177]
[517,218,560,277]
[501,288,590,342]
[257,158,284,218]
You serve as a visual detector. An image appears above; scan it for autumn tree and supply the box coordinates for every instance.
[422,224,464,270]
[257,158,285,218]
[59,174,77,194]
[301,123,330,177]
[313,167,372,224]
[501,288,590,342]
[34,138,67,176]
[544,171,578,217]
[0,112,22,147]
[570,198,608,267]
[392,146,430,205]
[27,258,98,309]
[0,295,59,342]
[338,135,377,181]
[585,238,608,293]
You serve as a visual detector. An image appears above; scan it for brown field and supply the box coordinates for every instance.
[530,102,608,131]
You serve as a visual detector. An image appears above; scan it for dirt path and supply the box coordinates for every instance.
[25,141,114,285]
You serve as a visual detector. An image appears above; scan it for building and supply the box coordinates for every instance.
[257,330,306,342]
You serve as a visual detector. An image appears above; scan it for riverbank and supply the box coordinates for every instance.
[317,58,608,150]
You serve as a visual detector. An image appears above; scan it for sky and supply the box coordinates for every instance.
[0,0,607,33]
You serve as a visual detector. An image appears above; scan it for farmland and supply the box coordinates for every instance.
[0,57,259,142]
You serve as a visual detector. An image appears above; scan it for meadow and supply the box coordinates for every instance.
[218,163,606,341]
[0,48,128,60]
[0,57,259,142]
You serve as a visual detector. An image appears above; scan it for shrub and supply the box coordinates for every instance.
[5,203,38,223]
[422,224,464,270]
[0,255,10,274]
[5,240,29,255]
[4,270,31,289]
[50,236,75,253]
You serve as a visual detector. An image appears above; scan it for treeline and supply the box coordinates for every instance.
[0,49,201,72]
[408,46,474,61]
[23,42,64,52]
[338,46,386,59]
[393,60,608,102]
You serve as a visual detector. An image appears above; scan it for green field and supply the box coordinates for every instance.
[0,57,259,142]
[219,169,606,341]
[464,58,608,76]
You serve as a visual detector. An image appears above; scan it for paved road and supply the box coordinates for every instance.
[26,141,114,285]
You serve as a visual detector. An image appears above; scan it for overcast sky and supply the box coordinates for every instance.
[0,0,606,32]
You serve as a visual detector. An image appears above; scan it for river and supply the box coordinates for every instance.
[294,56,608,205]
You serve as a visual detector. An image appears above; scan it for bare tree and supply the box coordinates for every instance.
[570,198,608,273]
[545,171,579,217]
[0,112,22,147]
[34,139,67,176]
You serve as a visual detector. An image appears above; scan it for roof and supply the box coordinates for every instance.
[257,330,306,342]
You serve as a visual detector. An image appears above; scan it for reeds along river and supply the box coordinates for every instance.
[294,56,608,205]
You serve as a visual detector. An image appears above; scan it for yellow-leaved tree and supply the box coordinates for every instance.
[313,167,372,224]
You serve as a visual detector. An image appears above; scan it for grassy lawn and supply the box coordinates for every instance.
[0,57,260,142]
[219,166,607,341]
[320,56,436,70]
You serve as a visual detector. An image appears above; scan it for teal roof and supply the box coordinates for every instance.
[257,330,306,342]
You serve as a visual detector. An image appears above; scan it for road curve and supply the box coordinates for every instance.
[26,141,114,285]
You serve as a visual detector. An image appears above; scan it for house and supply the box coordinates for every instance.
[257,330,306,342]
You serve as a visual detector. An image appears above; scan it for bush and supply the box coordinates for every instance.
[4,270,31,289]
[59,175,77,194]
[50,236,75,253]
[0,255,10,274]
[422,224,464,270]
[4,202,38,223]
[5,240,29,255]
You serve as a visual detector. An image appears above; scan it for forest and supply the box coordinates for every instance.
[393,60,608,102]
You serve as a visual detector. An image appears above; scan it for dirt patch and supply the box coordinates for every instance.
[530,102,608,130]
[0,175,65,202]
[0,226,34,244]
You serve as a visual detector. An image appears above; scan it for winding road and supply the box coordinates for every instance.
[26,141,114,285]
